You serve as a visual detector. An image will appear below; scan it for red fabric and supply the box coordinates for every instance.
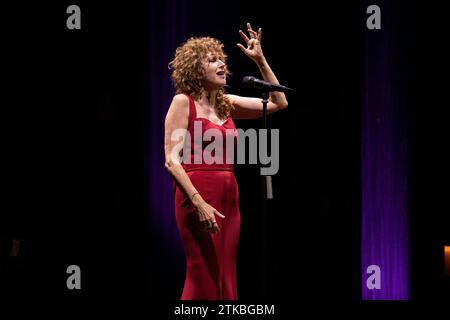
[174,94,240,300]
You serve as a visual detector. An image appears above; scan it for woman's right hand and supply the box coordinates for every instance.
[192,196,225,233]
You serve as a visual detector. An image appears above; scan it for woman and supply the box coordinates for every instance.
[164,23,288,300]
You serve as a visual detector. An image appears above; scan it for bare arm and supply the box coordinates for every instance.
[229,23,288,119]
[164,94,225,233]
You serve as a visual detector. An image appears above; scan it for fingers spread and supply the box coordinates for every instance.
[247,23,258,38]
[236,43,246,53]
[239,30,249,43]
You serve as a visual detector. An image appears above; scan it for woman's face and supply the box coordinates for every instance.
[201,52,227,90]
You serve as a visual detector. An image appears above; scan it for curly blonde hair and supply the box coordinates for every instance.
[169,37,234,119]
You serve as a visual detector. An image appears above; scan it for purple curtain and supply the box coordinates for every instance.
[361,4,410,300]
[147,0,187,262]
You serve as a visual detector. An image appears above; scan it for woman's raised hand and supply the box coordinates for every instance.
[237,22,264,63]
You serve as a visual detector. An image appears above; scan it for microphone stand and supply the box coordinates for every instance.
[260,90,271,298]
[261,91,273,199]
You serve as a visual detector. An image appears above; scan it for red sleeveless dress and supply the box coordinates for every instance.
[174,94,240,300]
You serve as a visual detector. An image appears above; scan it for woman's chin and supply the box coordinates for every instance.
[204,81,227,91]
[218,80,227,88]
[212,83,226,90]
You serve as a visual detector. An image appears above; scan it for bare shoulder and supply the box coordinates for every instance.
[167,93,189,117]
[171,93,190,108]
[166,94,190,128]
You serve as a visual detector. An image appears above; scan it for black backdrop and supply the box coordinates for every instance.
[2,0,449,310]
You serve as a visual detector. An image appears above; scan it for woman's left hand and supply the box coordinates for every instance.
[237,22,264,63]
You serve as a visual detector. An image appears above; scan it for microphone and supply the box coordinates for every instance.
[242,76,294,93]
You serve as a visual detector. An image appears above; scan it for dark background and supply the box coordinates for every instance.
[1,0,448,309]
